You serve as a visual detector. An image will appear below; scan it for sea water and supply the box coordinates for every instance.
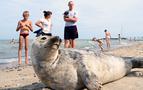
[0,39,137,63]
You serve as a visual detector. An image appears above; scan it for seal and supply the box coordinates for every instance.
[31,35,143,90]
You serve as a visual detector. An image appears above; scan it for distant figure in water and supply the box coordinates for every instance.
[134,37,136,41]
[104,29,111,48]
[16,11,33,64]
[10,38,19,44]
[92,37,104,51]
[118,34,121,44]
[10,38,15,44]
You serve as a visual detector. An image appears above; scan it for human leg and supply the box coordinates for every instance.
[71,39,76,48]
[18,36,23,64]
[106,38,110,48]
[107,38,110,48]
[64,39,70,48]
[24,35,29,64]
[99,43,103,51]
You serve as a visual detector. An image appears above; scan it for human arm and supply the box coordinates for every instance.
[16,21,22,31]
[109,33,111,38]
[63,11,78,22]
[25,21,33,32]
[64,16,78,22]
[35,20,44,30]
[49,23,52,31]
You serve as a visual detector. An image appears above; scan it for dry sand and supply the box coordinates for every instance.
[0,42,143,90]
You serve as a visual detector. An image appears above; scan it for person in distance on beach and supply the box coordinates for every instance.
[92,37,104,51]
[104,29,111,48]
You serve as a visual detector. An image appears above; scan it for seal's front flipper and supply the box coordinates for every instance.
[80,69,102,90]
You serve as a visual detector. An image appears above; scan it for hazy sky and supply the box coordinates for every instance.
[0,0,143,39]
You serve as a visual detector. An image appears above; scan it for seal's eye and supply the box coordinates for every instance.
[41,37,47,40]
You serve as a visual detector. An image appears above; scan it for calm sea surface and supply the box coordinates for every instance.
[0,39,138,63]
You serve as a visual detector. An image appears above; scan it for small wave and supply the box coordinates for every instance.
[0,58,18,63]
[0,57,31,64]
[120,42,130,46]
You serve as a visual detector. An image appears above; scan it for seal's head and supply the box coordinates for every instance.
[31,35,62,61]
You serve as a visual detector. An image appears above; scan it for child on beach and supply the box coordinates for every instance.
[92,37,104,51]
[16,11,33,64]
[63,1,79,48]
[35,11,52,37]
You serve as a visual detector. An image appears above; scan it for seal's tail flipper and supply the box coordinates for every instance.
[123,57,143,68]
[131,57,143,68]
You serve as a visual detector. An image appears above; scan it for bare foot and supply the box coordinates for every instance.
[25,60,29,64]
[18,60,22,65]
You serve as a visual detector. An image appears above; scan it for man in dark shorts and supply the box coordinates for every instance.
[63,1,78,48]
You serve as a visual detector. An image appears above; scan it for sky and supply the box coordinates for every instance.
[0,0,143,39]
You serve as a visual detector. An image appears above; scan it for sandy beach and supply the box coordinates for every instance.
[0,42,143,90]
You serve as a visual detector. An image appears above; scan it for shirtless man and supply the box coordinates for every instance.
[104,29,111,48]
[16,11,33,64]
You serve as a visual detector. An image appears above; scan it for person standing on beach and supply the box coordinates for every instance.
[104,29,111,48]
[16,11,33,64]
[118,34,121,44]
[63,1,78,48]
[35,11,52,36]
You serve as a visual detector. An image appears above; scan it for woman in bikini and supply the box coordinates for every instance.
[104,29,111,48]
[16,11,33,64]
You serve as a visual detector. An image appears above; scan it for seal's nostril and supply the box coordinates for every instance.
[55,36,60,39]
[60,39,62,42]
[41,37,47,40]
[55,36,62,42]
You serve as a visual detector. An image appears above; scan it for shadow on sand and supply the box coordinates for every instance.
[127,70,143,77]
[1,82,51,90]
[1,71,143,90]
